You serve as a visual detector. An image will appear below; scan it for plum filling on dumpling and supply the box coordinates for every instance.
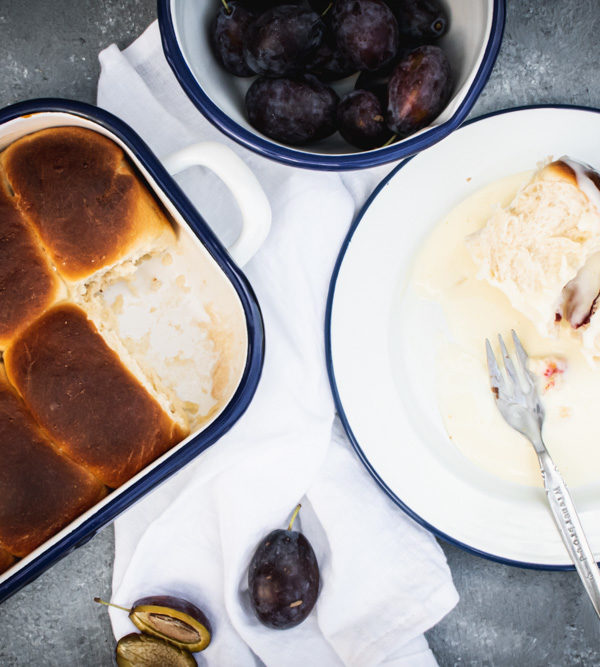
[558,251,600,328]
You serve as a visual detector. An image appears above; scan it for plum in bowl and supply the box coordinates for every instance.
[158,0,505,170]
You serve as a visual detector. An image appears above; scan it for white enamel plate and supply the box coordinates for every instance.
[326,106,600,568]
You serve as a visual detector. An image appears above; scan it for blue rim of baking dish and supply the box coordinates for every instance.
[325,104,600,571]
[0,98,265,603]
[157,0,505,171]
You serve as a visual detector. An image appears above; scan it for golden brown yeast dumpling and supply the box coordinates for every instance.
[1,126,176,287]
[0,366,106,558]
[0,176,64,350]
[4,304,188,489]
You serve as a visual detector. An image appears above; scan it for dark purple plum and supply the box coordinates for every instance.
[245,75,338,144]
[306,30,356,81]
[129,596,212,652]
[331,0,399,72]
[355,70,390,106]
[95,595,212,653]
[354,54,406,104]
[243,5,325,77]
[248,505,320,629]
[337,90,392,149]
[386,45,452,136]
[211,1,257,77]
[386,0,448,43]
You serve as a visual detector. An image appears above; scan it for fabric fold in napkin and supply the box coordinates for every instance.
[97,21,458,666]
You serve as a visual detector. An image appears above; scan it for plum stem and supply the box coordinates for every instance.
[94,597,132,613]
[288,504,302,531]
[381,134,398,147]
[219,0,232,15]
[321,2,333,17]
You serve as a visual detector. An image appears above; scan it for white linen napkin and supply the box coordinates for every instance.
[97,21,458,666]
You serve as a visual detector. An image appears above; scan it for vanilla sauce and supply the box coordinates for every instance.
[410,170,600,488]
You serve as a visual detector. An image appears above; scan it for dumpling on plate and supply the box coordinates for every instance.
[467,158,600,351]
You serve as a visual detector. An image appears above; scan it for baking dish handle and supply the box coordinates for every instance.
[162,142,271,267]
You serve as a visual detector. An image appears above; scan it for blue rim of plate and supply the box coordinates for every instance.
[157,0,505,171]
[0,98,265,603]
[325,104,600,571]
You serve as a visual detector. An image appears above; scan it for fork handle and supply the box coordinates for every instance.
[538,449,600,617]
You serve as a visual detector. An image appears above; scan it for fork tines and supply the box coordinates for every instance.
[485,330,536,399]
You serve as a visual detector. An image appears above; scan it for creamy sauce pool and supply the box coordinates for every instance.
[411,171,600,488]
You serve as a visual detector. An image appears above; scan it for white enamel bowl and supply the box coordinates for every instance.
[158,0,505,170]
[327,106,600,568]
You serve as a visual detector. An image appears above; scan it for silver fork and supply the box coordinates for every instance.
[486,330,600,618]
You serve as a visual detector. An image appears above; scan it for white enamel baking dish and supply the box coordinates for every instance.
[0,98,269,603]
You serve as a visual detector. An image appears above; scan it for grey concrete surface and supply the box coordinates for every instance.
[0,0,156,105]
[1,0,600,665]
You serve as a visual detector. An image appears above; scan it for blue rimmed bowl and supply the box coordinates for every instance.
[0,99,265,603]
[158,0,505,170]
